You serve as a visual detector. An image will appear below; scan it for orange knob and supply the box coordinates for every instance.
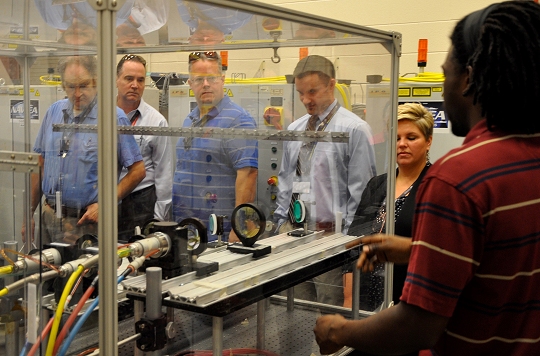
[267,176,278,186]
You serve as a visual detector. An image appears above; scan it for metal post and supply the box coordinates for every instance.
[134,300,144,356]
[146,267,163,356]
[2,241,20,354]
[146,268,163,320]
[351,268,360,320]
[287,287,294,311]
[256,299,266,350]
[5,321,18,356]
[88,0,124,355]
[383,32,402,309]
[212,316,223,355]
[23,0,33,256]
[3,241,18,287]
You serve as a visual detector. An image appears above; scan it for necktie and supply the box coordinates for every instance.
[296,115,319,175]
[306,115,319,131]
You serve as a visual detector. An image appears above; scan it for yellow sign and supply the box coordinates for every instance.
[399,88,411,97]
[432,87,443,92]
[412,87,432,97]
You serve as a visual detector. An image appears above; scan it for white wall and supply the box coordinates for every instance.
[249,0,498,75]
[147,0,500,85]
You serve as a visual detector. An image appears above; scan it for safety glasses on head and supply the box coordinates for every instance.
[188,51,219,63]
[119,54,147,67]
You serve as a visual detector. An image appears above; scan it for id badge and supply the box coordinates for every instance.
[293,181,310,194]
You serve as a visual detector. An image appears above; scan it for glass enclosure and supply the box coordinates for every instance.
[0,0,399,354]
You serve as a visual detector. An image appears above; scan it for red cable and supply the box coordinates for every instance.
[27,317,54,356]
[53,285,96,355]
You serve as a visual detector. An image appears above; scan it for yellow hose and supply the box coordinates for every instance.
[0,265,14,296]
[224,76,287,84]
[382,72,445,83]
[39,75,62,85]
[335,83,351,111]
[46,264,85,356]
[0,265,13,275]
[117,248,131,259]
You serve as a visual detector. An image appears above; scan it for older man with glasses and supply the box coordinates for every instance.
[116,54,172,241]
[172,51,258,244]
[23,55,145,245]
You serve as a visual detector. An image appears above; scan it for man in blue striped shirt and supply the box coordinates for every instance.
[173,51,257,243]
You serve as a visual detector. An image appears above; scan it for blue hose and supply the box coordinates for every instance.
[57,274,127,356]
[19,341,30,356]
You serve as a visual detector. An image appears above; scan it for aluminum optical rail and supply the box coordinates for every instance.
[126,230,359,314]
[195,230,325,272]
[124,230,360,356]
[52,124,350,143]
[120,230,326,294]
[166,232,356,306]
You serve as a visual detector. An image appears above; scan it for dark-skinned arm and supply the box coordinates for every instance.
[314,300,448,355]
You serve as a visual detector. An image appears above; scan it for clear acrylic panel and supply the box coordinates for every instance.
[0,0,398,354]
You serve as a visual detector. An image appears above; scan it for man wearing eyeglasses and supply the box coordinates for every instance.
[116,54,172,241]
[274,55,376,306]
[172,52,258,243]
[23,56,145,245]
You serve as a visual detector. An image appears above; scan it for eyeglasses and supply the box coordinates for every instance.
[64,80,95,92]
[190,76,222,86]
[188,51,219,63]
[119,54,146,67]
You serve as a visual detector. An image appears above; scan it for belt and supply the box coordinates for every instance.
[46,201,87,218]
[129,184,155,198]
[315,221,335,232]
[315,221,345,232]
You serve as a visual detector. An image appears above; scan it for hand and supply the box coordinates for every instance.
[78,202,98,226]
[313,314,347,355]
[263,108,283,130]
[228,230,240,243]
[347,234,412,273]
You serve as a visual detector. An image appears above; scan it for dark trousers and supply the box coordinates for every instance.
[118,185,156,241]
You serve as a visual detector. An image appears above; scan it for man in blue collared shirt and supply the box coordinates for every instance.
[274,55,376,306]
[173,51,258,243]
[23,56,145,245]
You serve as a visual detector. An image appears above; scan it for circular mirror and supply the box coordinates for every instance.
[178,218,207,256]
[293,200,306,223]
[231,203,266,247]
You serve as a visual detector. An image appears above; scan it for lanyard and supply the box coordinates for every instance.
[296,103,341,176]
[130,110,141,126]
[59,98,96,157]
